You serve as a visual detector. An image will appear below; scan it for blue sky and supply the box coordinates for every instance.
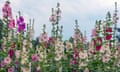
[0,0,120,41]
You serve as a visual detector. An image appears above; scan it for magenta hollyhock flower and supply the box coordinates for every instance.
[74,69,77,72]
[73,59,77,64]
[74,48,79,59]
[2,1,12,19]
[9,19,15,29]
[8,49,15,58]
[106,34,112,40]
[32,54,38,62]
[17,16,26,32]
[8,66,14,72]
[96,45,102,51]
[106,27,112,32]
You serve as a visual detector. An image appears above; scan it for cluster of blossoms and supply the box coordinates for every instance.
[1,1,120,72]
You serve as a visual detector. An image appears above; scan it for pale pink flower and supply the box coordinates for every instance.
[15,50,21,59]
[39,33,48,43]
[91,29,97,37]
[0,61,6,67]
[102,54,110,63]
[4,56,11,64]
[23,39,27,46]
[114,51,119,58]
[8,66,14,72]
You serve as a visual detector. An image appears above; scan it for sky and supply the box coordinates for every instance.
[0,0,120,41]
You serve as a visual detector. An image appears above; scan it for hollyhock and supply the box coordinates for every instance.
[74,48,79,59]
[79,51,88,59]
[73,59,77,64]
[106,27,112,32]
[36,66,41,72]
[102,54,110,63]
[96,45,102,51]
[91,29,97,37]
[15,50,21,59]
[8,66,14,72]
[100,44,111,54]
[9,19,15,29]
[65,41,73,52]
[8,49,15,58]
[49,14,56,23]
[11,42,16,48]
[17,16,26,32]
[114,51,119,58]
[4,56,11,64]
[48,37,55,44]
[54,54,62,61]
[106,34,112,40]
[0,61,6,67]
[2,1,12,19]
[23,39,27,46]
[79,62,87,67]
[39,33,48,43]
[32,54,38,62]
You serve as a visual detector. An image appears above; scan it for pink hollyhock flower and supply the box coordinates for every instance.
[91,29,97,37]
[49,14,56,23]
[9,19,15,29]
[4,56,11,64]
[106,34,112,40]
[39,33,48,43]
[0,61,6,67]
[32,54,38,62]
[2,1,12,19]
[8,66,14,72]
[8,49,15,58]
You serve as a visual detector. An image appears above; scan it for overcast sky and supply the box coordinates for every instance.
[0,0,120,41]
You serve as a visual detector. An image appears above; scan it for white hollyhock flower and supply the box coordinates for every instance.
[21,67,30,72]
[100,44,111,54]
[55,54,62,61]
[79,62,87,68]
[39,51,46,61]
